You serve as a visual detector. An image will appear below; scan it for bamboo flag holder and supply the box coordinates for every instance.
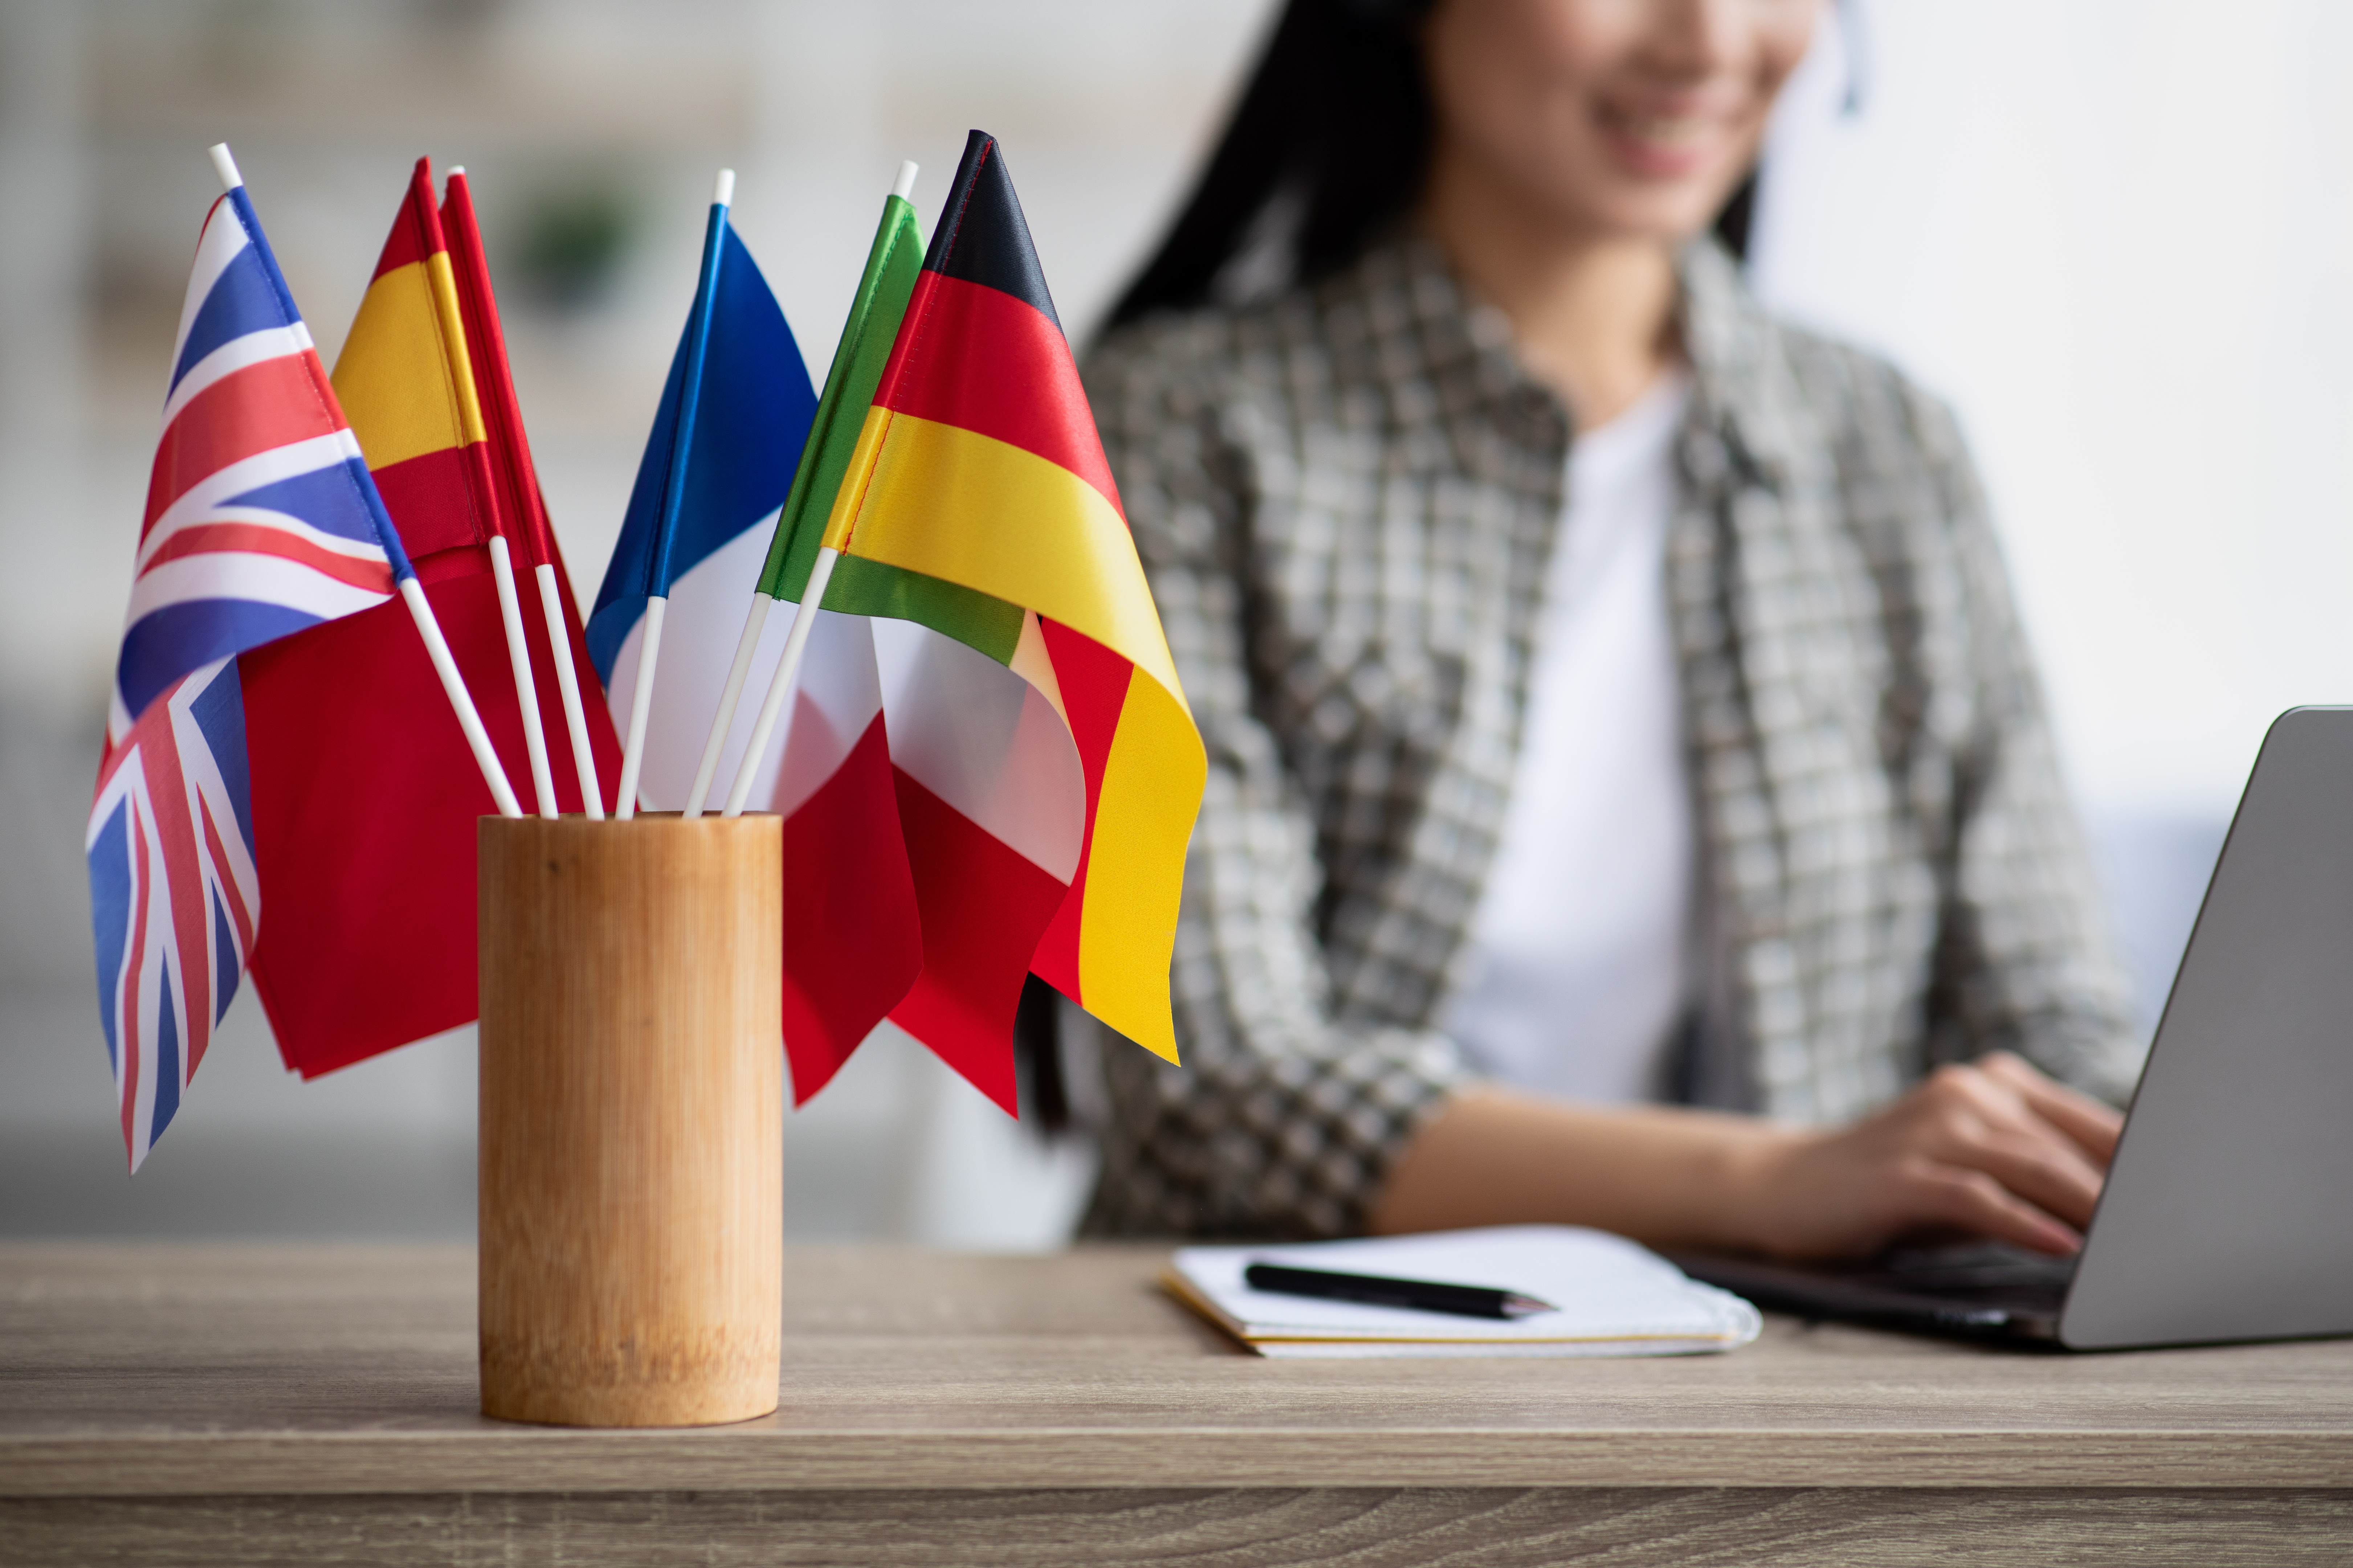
[477,813,782,1427]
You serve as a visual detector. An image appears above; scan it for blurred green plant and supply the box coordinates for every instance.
[514,183,638,311]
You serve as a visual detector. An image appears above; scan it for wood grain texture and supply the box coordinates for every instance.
[4,1243,2353,1501]
[7,1489,2353,1566]
[476,814,783,1428]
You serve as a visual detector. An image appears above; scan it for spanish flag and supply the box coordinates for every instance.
[239,158,617,1076]
[813,131,1206,1103]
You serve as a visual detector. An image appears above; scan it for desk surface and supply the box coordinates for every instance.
[7,1240,2353,1491]
[6,1242,2353,1563]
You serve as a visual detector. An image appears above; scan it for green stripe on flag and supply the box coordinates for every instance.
[825,555,1025,665]
[754,185,1024,666]
[758,191,925,603]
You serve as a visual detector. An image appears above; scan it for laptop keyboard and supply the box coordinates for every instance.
[1841,1243,2078,1314]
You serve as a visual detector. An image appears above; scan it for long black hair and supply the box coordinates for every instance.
[1022,0,1780,1120]
[1104,0,1761,334]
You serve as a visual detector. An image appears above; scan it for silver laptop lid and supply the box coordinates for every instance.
[2062,707,2353,1349]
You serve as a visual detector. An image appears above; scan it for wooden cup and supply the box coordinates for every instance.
[477,813,782,1428]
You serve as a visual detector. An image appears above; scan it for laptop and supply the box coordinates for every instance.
[1673,706,2353,1350]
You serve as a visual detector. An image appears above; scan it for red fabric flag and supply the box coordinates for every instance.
[240,157,617,1076]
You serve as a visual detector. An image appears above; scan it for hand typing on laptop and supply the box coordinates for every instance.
[1371,1052,2122,1263]
[1723,1052,2122,1260]
[1681,708,2353,1346]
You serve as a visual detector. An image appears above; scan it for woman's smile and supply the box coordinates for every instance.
[1593,97,1745,180]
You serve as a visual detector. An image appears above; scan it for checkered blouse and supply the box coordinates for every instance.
[1076,234,2141,1240]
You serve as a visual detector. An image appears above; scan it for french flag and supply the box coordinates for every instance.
[587,195,921,1104]
[87,162,416,1169]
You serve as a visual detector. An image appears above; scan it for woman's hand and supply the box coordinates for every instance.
[1369,1052,2124,1260]
[1731,1052,2125,1261]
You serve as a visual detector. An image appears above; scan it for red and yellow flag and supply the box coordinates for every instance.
[332,163,504,556]
[818,130,1204,1090]
[240,157,616,1077]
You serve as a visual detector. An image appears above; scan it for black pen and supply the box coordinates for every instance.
[1243,1261,1555,1320]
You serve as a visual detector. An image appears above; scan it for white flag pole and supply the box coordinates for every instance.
[448,164,557,820]
[614,167,734,822]
[613,594,665,820]
[722,545,839,818]
[682,593,771,818]
[488,536,558,818]
[535,563,605,820]
[209,141,521,820]
[399,578,525,819]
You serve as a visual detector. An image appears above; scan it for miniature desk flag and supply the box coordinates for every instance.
[810,130,1208,1111]
[443,168,612,822]
[587,173,921,1104]
[86,146,506,1166]
[697,163,925,822]
[237,157,620,1079]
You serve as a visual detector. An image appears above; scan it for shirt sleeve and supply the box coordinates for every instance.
[1902,382,2148,1105]
[1077,323,1471,1240]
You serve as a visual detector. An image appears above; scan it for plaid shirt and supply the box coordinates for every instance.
[1077,234,2141,1240]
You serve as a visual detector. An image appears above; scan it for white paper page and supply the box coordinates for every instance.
[1247,1335,1742,1359]
[1173,1225,1760,1347]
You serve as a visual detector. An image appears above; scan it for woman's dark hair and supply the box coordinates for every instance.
[1104,0,1761,334]
[1024,0,1779,1116]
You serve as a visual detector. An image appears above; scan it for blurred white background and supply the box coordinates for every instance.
[2,0,2342,1242]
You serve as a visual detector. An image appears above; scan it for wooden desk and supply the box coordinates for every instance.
[3,1243,2350,1564]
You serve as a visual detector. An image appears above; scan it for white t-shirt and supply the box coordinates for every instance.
[1436,373,1693,1104]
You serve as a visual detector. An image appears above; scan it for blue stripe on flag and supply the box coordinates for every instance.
[586,221,814,683]
[223,460,388,548]
[87,798,132,1074]
[119,600,321,722]
[225,188,303,335]
[185,659,256,859]
[211,889,239,1026]
[348,456,417,585]
[167,242,285,399]
[152,965,182,1143]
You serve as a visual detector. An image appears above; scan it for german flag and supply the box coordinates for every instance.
[813,131,1205,1094]
[240,158,617,1077]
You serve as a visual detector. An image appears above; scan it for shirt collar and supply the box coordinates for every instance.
[1319,229,1806,494]
[1315,230,1570,482]
[1674,239,1808,493]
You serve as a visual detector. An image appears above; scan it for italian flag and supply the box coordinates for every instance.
[767,131,1206,1111]
[585,185,921,1106]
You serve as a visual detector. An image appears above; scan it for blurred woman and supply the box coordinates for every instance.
[1077,0,2142,1254]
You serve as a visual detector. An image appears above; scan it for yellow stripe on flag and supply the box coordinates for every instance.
[832,410,1189,715]
[1077,666,1204,1064]
[331,253,486,470]
[817,402,888,553]
[829,404,1206,1062]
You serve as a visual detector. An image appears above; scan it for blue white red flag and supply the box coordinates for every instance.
[87,164,417,1169]
[586,195,920,1104]
[586,218,811,702]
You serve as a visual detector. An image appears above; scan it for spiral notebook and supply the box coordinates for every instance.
[1165,1224,1761,1359]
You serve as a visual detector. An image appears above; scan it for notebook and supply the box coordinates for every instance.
[1165,1224,1762,1358]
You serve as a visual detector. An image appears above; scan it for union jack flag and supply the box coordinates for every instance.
[87,163,416,1169]
[87,659,259,1169]
[112,176,410,740]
